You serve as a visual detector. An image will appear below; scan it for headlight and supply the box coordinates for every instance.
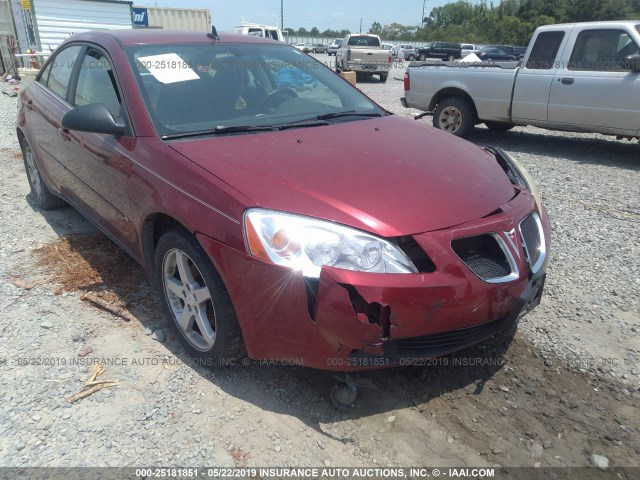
[244,209,418,277]
[486,146,542,212]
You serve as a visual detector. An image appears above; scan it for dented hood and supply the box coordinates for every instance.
[168,115,515,236]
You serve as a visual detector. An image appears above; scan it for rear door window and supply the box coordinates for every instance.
[44,45,83,100]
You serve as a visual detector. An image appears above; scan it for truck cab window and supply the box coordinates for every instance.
[569,29,640,71]
[526,31,565,70]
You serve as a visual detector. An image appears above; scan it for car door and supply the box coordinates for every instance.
[512,30,568,123]
[59,46,138,250]
[25,45,83,191]
[547,27,640,134]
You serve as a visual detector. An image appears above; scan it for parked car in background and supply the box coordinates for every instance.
[15,29,550,390]
[398,44,417,60]
[303,43,314,53]
[417,41,462,61]
[403,20,640,139]
[382,42,395,54]
[461,43,479,56]
[293,42,306,50]
[234,22,285,42]
[311,43,327,54]
[336,33,391,82]
[477,46,517,61]
[327,38,343,56]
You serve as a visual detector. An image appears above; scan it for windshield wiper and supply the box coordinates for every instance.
[315,111,385,120]
[162,120,334,140]
[162,125,276,140]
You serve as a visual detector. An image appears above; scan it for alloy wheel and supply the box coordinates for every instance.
[162,248,216,351]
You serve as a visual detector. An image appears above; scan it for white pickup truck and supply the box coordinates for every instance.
[336,34,392,82]
[402,21,640,140]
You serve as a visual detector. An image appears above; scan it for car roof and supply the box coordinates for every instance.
[65,29,282,46]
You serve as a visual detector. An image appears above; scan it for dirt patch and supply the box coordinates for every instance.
[32,232,157,315]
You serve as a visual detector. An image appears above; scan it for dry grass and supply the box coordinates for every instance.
[32,232,154,312]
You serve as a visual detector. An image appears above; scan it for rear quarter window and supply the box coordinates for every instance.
[526,31,565,70]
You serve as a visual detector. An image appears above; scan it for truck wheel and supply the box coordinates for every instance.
[448,55,455,62]
[419,53,426,61]
[379,73,388,83]
[433,97,477,138]
[407,54,415,61]
[484,121,515,132]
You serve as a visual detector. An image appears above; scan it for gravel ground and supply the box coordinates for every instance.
[0,55,639,471]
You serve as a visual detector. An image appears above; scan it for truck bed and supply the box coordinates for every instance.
[404,62,519,124]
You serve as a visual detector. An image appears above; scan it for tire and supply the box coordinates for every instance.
[485,121,515,132]
[154,227,245,365]
[448,55,455,62]
[21,137,66,210]
[407,54,415,61]
[419,53,426,61]
[312,49,317,54]
[433,96,477,138]
[379,73,388,83]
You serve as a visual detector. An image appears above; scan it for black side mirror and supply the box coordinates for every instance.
[61,103,126,136]
[621,54,640,72]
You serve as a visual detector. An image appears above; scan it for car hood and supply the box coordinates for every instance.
[168,115,515,237]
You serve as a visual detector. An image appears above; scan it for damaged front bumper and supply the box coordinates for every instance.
[197,189,550,371]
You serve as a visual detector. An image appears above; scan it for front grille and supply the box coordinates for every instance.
[451,235,513,282]
[519,213,544,273]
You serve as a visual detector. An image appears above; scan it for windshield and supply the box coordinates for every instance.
[126,43,382,138]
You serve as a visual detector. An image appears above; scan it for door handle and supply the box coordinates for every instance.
[60,128,72,142]
[560,77,574,85]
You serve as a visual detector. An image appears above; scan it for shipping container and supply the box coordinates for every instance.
[132,6,211,32]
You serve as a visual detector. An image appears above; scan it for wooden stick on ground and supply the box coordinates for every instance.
[67,382,119,403]
[67,364,119,403]
[80,292,136,322]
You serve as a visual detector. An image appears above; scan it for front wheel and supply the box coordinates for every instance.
[407,54,415,61]
[379,73,388,83]
[433,96,477,138]
[419,54,426,61]
[154,227,245,365]
[485,121,515,132]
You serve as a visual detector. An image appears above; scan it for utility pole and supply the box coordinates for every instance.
[280,0,283,31]
[359,18,362,34]
[421,0,426,27]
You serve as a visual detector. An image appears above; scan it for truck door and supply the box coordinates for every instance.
[512,30,567,123]
[547,27,640,135]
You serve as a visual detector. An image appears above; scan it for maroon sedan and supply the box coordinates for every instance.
[16,30,549,383]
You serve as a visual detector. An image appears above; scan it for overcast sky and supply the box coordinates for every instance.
[145,0,453,33]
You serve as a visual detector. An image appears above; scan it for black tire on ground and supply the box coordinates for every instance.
[312,49,317,54]
[419,54,426,61]
[448,55,455,61]
[379,73,388,83]
[20,137,66,209]
[154,227,245,366]
[407,54,415,61]
[433,96,477,138]
[484,121,515,132]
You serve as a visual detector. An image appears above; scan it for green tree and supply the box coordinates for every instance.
[370,22,383,35]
